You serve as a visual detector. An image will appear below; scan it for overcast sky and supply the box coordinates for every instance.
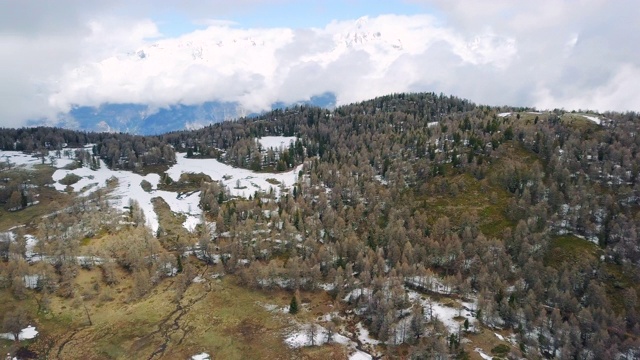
[1,0,639,127]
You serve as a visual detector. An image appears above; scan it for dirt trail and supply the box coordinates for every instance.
[146,266,212,360]
[51,266,213,360]
[54,328,83,359]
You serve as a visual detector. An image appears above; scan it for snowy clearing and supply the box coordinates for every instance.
[498,112,511,117]
[0,150,78,170]
[284,322,374,360]
[0,151,41,168]
[257,136,297,150]
[166,152,302,198]
[406,275,454,296]
[50,150,301,233]
[52,159,165,233]
[284,323,350,348]
[407,290,476,333]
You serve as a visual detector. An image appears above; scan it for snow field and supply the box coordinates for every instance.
[166,152,302,198]
[0,151,41,168]
[0,149,83,170]
[52,159,165,232]
[50,148,301,233]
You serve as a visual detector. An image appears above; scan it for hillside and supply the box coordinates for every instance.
[1,92,639,359]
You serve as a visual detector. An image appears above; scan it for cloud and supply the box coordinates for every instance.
[45,14,522,114]
[0,1,639,127]
[408,0,640,110]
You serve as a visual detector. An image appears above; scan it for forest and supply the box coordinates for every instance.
[0,92,639,359]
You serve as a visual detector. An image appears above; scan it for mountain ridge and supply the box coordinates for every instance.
[28,92,337,135]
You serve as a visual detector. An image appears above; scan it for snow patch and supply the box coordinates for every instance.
[350,350,373,360]
[284,323,350,348]
[374,175,388,185]
[475,348,493,360]
[190,353,211,360]
[284,322,373,360]
[0,325,38,341]
[581,114,601,125]
[356,322,380,345]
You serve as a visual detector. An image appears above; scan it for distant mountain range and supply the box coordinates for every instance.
[28,93,336,135]
[29,15,453,135]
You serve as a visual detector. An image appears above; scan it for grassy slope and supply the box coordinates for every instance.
[414,140,540,238]
[1,265,342,359]
[0,165,73,232]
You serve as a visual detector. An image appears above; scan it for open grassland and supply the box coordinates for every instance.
[0,166,74,232]
[1,266,343,359]
[544,234,602,267]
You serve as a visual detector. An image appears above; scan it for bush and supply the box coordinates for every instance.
[491,344,510,357]
[59,173,82,186]
[140,179,153,192]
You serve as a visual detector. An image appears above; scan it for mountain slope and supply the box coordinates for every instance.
[1,93,639,359]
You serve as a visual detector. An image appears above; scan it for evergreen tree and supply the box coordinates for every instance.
[289,295,299,314]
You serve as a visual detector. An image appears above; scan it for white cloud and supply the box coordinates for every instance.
[0,0,639,127]
[47,14,520,116]
[408,0,640,110]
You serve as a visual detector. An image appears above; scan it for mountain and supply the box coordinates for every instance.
[1,92,640,359]
[28,93,336,135]
[33,14,517,135]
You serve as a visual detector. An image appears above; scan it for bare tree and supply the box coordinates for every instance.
[306,323,318,346]
[2,307,30,343]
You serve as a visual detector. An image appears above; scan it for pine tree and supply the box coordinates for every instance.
[176,255,183,273]
[289,295,299,314]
